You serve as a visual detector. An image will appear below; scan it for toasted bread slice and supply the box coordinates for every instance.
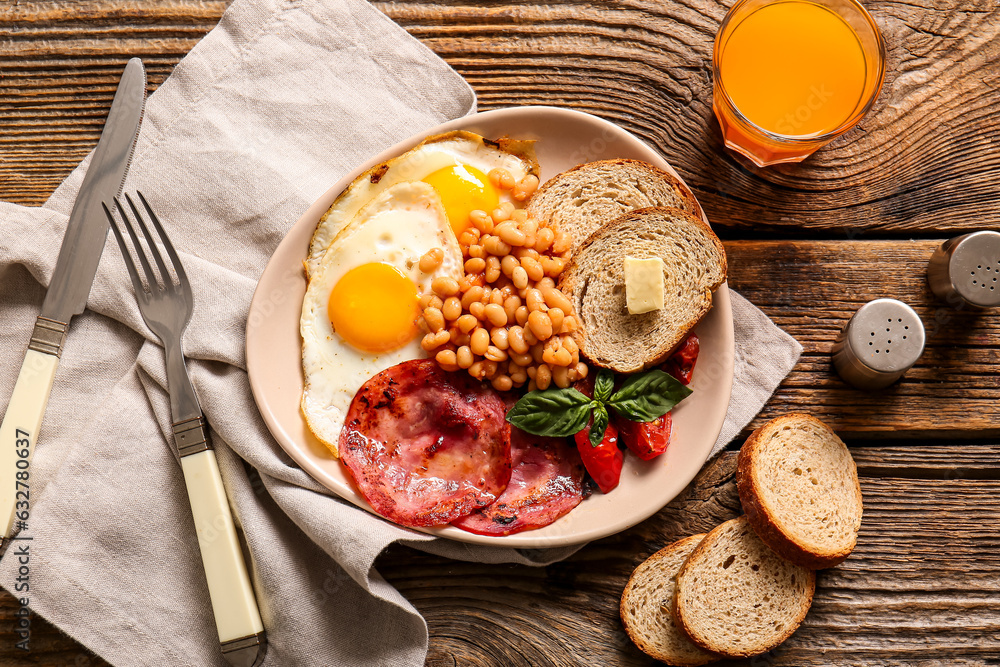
[737,414,863,569]
[558,207,727,372]
[527,158,702,254]
[673,516,815,659]
[620,534,720,666]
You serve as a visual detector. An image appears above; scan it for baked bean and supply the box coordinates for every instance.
[490,289,504,306]
[464,257,486,274]
[526,288,546,312]
[451,330,471,347]
[481,360,499,379]
[459,274,483,292]
[485,345,508,362]
[515,305,530,326]
[554,347,573,367]
[469,301,486,320]
[421,330,450,351]
[503,296,521,323]
[435,349,458,366]
[455,313,478,334]
[521,256,544,282]
[470,209,494,233]
[488,168,514,190]
[496,222,527,247]
[442,296,462,321]
[418,248,444,273]
[574,362,588,379]
[559,335,577,355]
[458,230,479,247]
[501,254,520,277]
[491,374,513,392]
[490,327,509,350]
[485,255,502,282]
[541,347,557,366]
[468,361,486,380]
[535,364,552,390]
[423,307,445,332]
[468,244,486,259]
[511,266,529,290]
[534,227,555,253]
[526,366,537,380]
[547,307,564,332]
[552,365,570,388]
[491,206,510,223]
[484,303,508,327]
[528,310,553,340]
[432,277,460,297]
[511,209,529,224]
[560,315,579,333]
[471,328,490,356]
[483,235,512,257]
[542,286,573,313]
[552,231,572,255]
[462,286,485,309]
[513,174,539,201]
[510,367,528,384]
[418,293,437,309]
[457,346,474,369]
[524,327,540,347]
[510,350,533,367]
[522,218,538,240]
[507,326,529,354]
[541,256,565,277]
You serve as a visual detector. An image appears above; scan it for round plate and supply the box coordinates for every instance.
[246,106,735,548]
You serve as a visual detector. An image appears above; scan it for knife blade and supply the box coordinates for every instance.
[0,58,146,552]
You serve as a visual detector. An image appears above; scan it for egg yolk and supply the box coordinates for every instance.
[328,262,420,353]
[422,164,499,235]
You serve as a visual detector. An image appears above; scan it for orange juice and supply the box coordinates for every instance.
[719,1,867,137]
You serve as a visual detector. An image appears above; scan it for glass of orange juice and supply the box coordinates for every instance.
[713,0,885,167]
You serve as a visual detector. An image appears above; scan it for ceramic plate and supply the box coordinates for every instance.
[246,106,734,548]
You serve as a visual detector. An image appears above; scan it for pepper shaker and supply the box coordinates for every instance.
[927,230,1000,309]
[832,298,926,390]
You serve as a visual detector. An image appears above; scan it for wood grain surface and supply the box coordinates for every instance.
[2,0,999,664]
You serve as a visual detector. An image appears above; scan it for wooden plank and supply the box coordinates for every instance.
[2,0,1000,237]
[375,449,1000,666]
[725,239,1000,440]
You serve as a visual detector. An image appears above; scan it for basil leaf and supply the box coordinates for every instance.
[506,388,593,437]
[593,369,615,402]
[607,369,693,422]
[589,405,610,447]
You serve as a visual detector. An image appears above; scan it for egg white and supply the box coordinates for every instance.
[300,181,463,457]
[306,131,534,277]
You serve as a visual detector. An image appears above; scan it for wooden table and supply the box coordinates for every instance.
[3,0,999,664]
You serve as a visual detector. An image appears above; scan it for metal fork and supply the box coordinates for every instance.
[105,193,267,667]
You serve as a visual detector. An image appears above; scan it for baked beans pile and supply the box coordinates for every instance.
[417,168,589,392]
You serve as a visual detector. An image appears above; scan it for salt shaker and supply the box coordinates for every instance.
[832,298,926,390]
[927,230,1000,309]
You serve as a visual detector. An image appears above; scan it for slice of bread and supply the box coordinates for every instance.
[673,516,815,659]
[737,413,863,569]
[527,159,703,254]
[620,534,719,666]
[558,207,727,372]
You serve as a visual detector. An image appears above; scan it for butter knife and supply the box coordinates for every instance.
[0,58,146,553]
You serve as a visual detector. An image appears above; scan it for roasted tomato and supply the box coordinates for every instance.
[574,422,623,494]
[662,333,699,385]
[615,413,672,461]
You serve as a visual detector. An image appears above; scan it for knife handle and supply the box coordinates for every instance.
[179,444,266,662]
[0,347,60,541]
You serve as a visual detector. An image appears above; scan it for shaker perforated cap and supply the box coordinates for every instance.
[832,298,926,390]
[928,231,1000,308]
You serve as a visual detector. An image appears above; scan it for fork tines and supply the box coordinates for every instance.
[103,191,189,299]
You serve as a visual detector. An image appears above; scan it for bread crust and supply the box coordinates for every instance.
[529,157,703,222]
[673,517,815,658]
[619,534,719,666]
[558,206,727,372]
[737,413,863,570]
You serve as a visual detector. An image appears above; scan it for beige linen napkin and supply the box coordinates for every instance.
[0,0,800,663]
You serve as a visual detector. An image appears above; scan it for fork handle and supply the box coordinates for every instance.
[179,441,266,665]
[0,344,60,547]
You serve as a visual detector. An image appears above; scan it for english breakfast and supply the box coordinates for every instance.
[300,129,727,535]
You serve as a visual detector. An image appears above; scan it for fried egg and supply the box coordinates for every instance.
[300,181,463,457]
[306,131,537,277]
